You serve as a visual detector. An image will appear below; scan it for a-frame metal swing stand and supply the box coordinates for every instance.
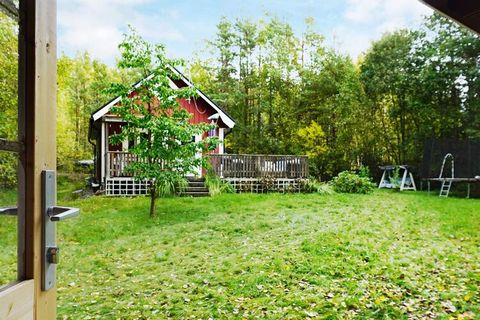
[378,165,417,191]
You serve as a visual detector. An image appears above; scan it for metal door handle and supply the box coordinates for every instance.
[42,170,80,291]
[0,207,17,215]
[47,206,80,221]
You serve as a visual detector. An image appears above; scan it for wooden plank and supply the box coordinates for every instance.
[18,0,57,319]
[0,139,21,153]
[0,0,19,21]
[0,280,34,320]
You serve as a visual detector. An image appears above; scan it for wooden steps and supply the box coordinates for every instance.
[178,177,210,197]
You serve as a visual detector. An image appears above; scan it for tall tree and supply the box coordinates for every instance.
[360,30,416,164]
[299,51,367,177]
[413,13,480,140]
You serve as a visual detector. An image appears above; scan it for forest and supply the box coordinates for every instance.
[0,12,479,186]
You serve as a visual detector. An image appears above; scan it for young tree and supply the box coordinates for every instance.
[108,29,218,217]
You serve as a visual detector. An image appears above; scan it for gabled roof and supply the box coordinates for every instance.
[168,66,235,129]
[91,68,235,129]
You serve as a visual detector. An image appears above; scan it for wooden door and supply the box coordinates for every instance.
[0,1,58,319]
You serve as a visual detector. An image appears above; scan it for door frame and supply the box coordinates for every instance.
[0,0,57,319]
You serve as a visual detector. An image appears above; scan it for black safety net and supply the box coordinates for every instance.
[421,139,480,179]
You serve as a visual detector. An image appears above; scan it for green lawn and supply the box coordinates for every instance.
[0,188,17,285]
[1,191,480,319]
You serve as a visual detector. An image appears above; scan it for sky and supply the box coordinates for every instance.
[58,0,433,66]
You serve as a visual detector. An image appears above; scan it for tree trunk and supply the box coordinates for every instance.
[150,183,157,218]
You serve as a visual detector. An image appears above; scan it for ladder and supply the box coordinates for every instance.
[438,153,454,198]
[440,179,452,197]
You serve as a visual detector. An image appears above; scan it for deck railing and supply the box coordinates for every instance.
[209,154,309,179]
[107,152,309,179]
[107,151,138,177]
[106,152,174,177]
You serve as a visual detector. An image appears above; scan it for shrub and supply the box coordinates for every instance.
[302,178,334,195]
[331,171,375,194]
[205,170,234,196]
[358,165,371,179]
[158,176,188,197]
[259,175,277,192]
[0,153,17,189]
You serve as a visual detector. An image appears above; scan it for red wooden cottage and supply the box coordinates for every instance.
[88,67,235,196]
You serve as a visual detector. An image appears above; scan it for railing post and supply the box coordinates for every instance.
[105,152,109,178]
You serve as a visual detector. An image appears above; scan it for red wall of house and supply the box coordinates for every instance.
[179,98,213,126]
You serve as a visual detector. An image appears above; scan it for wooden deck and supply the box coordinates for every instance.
[105,152,309,195]
[107,152,309,179]
[209,154,309,179]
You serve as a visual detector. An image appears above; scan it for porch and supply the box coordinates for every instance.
[104,151,146,196]
[209,154,308,179]
[209,154,309,193]
[106,152,309,178]
[106,151,139,178]
[103,152,309,195]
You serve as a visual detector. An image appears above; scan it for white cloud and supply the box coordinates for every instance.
[344,0,382,23]
[329,26,374,60]
[337,0,433,59]
[345,0,431,27]
[58,0,186,65]
[57,0,435,65]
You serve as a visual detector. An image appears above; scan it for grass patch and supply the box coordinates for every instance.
[1,189,479,318]
[0,188,17,285]
[48,191,480,319]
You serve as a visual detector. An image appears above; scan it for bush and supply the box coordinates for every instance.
[205,170,234,196]
[331,171,375,194]
[358,165,371,179]
[259,175,276,192]
[302,178,334,195]
[157,176,188,198]
[0,153,17,189]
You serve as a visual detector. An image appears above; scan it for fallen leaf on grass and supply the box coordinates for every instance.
[441,301,457,313]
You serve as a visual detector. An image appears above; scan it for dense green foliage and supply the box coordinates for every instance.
[302,179,334,195]
[191,14,480,178]
[57,53,135,170]
[1,13,479,182]
[205,169,235,196]
[3,191,479,318]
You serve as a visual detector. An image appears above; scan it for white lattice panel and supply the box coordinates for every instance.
[105,178,150,196]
